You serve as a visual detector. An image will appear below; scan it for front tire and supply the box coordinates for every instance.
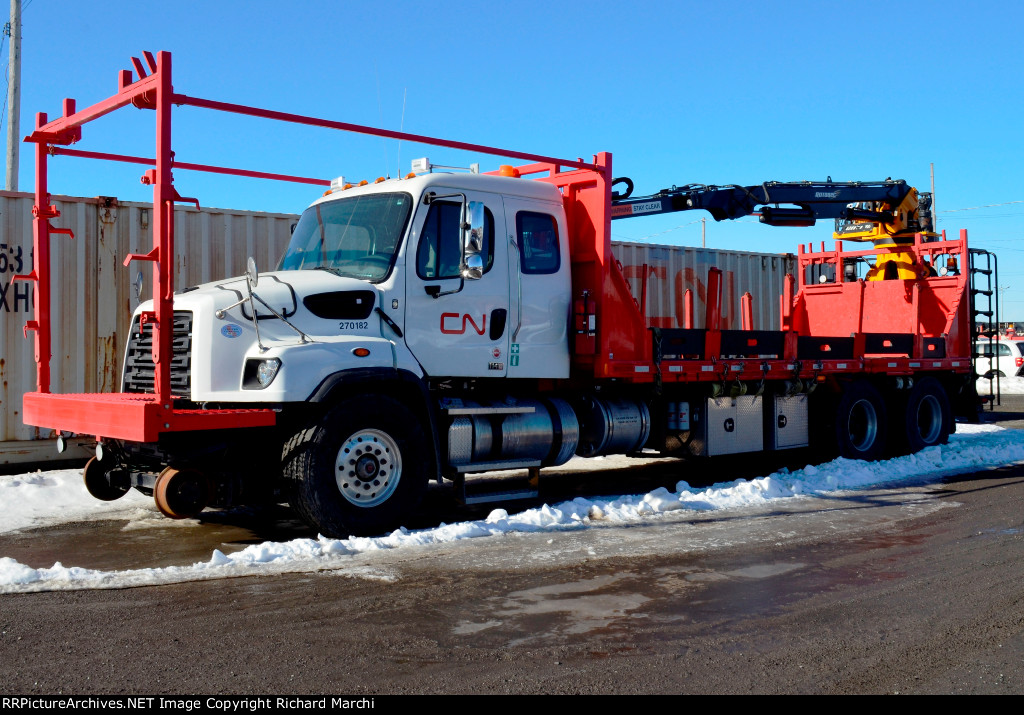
[285,397,430,538]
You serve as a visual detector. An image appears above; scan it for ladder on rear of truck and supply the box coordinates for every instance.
[970,248,1000,408]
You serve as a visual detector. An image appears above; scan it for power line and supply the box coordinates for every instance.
[939,200,1024,213]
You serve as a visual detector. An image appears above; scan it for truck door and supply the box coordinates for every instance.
[501,197,571,378]
[404,190,510,377]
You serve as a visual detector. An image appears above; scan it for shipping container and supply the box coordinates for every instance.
[0,191,297,463]
[612,242,795,331]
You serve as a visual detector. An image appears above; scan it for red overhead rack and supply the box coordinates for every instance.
[19,51,611,441]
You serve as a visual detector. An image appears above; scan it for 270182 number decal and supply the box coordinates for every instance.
[338,321,368,330]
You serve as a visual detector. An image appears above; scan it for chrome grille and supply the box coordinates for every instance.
[122,311,193,396]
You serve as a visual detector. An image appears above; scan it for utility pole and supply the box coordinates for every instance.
[701,217,706,248]
[930,162,935,230]
[5,0,20,191]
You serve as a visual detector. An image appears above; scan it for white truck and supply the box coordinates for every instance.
[21,52,982,537]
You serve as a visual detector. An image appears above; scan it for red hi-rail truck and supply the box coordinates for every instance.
[20,52,980,537]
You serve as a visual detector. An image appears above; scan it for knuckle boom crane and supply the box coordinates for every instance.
[611,177,936,280]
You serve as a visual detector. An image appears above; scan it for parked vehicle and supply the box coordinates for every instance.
[974,338,1024,379]
[19,52,983,537]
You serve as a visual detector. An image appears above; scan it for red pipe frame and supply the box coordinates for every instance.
[22,50,607,408]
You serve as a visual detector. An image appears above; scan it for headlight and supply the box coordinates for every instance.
[257,359,281,386]
[243,358,281,389]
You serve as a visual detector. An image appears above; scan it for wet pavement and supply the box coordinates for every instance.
[1,397,1023,693]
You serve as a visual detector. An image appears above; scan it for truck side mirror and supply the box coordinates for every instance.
[461,201,485,280]
[133,271,144,303]
[246,256,259,288]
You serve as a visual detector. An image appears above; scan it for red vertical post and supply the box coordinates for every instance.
[704,267,723,359]
[705,267,722,330]
[639,264,649,319]
[796,243,805,290]
[781,273,794,329]
[31,112,51,393]
[153,51,174,404]
[740,292,753,330]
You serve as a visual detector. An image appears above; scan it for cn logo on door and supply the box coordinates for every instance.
[440,313,486,335]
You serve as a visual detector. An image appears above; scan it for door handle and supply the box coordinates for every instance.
[490,309,507,340]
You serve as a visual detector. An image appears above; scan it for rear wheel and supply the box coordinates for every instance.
[285,397,430,538]
[894,378,951,454]
[835,381,887,461]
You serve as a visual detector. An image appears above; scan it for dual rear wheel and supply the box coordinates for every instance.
[832,378,951,461]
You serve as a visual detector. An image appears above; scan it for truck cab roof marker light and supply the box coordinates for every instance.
[413,157,481,175]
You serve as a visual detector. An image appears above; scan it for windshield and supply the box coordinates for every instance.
[277,192,413,281]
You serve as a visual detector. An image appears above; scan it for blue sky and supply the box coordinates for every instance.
[6,0,1024,315]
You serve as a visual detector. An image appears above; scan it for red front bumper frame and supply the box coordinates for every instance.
[23,392,276,443]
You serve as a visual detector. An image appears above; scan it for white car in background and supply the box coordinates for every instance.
[974,338,1024,380]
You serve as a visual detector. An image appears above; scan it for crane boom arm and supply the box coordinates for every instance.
[610,179,912,227]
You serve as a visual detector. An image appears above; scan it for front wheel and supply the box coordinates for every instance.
[285,397,431,538]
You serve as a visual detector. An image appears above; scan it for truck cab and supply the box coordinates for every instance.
[145,171,573,407]
[111,170,603,536]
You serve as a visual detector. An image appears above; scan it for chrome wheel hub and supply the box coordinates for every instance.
[335,429,402,508]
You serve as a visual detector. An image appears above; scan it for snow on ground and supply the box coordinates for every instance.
[1,423,1023,593]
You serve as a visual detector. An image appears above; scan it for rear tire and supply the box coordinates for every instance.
[285,397,430,538]
[894,378,951,454]
[835,381,887,461]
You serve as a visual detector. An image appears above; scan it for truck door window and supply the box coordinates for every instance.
[516,212,560,275]
[417,201,494,279]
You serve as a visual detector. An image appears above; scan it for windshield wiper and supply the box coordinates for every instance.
[310,265,342,276]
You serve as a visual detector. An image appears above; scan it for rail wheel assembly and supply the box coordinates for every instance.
[154,467,212,519]
[83,456,131,501]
